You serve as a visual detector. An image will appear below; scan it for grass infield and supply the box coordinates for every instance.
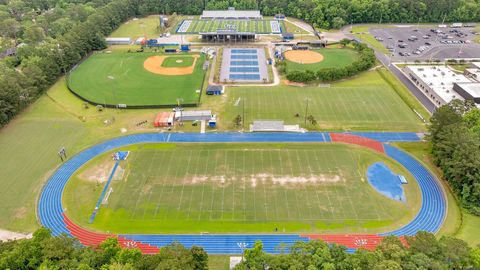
[63,143,420,234]
[161,56,195,68]
[68,52,206,107]
[285,48,359,71]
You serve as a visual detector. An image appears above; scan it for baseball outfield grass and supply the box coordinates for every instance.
[63,143,421,234]
[68,52,206,106]
[285,48,359,71]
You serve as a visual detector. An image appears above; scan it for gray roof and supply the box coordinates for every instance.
[251,120,284,132]
[201,10,262,19]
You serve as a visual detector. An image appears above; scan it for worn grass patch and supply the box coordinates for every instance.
[64,142,421,234]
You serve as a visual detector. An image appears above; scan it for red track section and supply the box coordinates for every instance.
[63,214,159,254]
[330,133,385,154]
[302,234,406,251]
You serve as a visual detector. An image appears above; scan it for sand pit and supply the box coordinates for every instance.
[284,50,324,64]
[144,55,199,75]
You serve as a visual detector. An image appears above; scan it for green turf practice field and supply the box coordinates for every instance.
[286,48,360,71]
[68,52,206,107]
[63,143,420,234]
[161,56,195,67]
[176,19,284,34]
[220,70,425,131]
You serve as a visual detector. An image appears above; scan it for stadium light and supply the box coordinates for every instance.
[304,98,310,125]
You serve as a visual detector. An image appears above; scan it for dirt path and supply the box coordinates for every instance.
[0,229,32,241]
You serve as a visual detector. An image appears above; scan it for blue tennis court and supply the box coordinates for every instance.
[231,54,258,59]
[230,74,260,80]
[231,61,259,66]
[230,67,260,72]
[232,49,257,54]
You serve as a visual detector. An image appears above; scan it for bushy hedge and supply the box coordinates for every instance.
[285,42,376,83]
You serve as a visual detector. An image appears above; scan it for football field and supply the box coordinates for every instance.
[176,19,284,34]
[64,143,420,234]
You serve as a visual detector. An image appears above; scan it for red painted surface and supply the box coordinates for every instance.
[63,214,159,254]
[330,133,385,154]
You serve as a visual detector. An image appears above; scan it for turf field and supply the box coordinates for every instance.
[285,48,359,71]
[63,143,420,234]
[68,52,206,107]
[219,69,425,131]
[176,19,284,34]
[161,56,195,67]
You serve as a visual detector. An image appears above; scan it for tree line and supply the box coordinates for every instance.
[2,0,480,128]
[283,41,376,84]
[236,231,480,270]
[2,228,479,270]
[428,100,480,215]
[0,228,208,269]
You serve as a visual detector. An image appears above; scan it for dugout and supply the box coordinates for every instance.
[206,85,224,95]
[282,33,294,41]
[200,30,256,42]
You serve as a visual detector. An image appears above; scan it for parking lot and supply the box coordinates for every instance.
[370,25,480,60]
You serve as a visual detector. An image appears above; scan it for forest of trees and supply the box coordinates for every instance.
[428,100,480,215]
[0,228,209,269]
[235,232,480,270]
[1,0,480,127]
[1,228,480,270]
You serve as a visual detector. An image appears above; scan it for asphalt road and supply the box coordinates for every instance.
[375,51,437,113]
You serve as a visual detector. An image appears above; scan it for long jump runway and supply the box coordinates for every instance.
[38,132,446,254]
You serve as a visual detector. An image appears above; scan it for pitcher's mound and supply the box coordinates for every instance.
[285,50,324,64]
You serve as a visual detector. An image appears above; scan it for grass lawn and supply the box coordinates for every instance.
[68,51,205,106]
[457,213,480,247]
[161,56,195,67]
[282,19,310,35]
[109,15,161,38]
[285,48,359,71]
[208,255,231,270]
[351,25,390,54]
[64,143,420,234]
[220,69,425,131]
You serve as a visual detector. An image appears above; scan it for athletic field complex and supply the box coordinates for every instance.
[3,8,474,264]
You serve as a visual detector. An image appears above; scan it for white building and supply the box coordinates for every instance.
[403,65,472,107]
[105,37,131,45]
[200,9,262,20]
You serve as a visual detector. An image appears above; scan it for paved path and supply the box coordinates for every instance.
[38,132,445,254]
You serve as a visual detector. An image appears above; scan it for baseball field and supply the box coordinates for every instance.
[284,48,360,71]
[68,52,206,107]
[63,143,420,234]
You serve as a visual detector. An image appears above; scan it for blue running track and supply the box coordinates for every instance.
[38,132,445,254]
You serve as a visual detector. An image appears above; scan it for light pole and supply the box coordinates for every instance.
[237,242,248,261]
[176,98,184,126]
[242,97,246,129]
[304,98,310,125]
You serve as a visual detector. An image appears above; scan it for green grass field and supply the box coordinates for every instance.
[109,15,161,38]
[161,56,195,67]
[68,52,206,106]
[286,48,359,71]
[64,143,420,234]
[177,19,284,34]
[219,69,425,131]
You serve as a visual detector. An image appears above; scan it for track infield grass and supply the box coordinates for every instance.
[285,48,359,71]
[68,52,206,106]
[64,143,421,234]
[220,69,425,131]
